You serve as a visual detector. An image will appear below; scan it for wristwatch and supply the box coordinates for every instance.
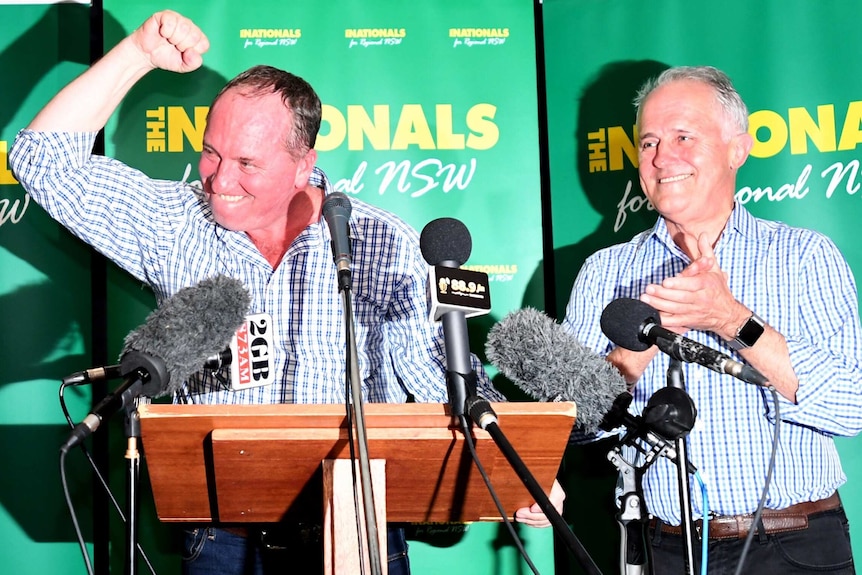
[729,313,765,350]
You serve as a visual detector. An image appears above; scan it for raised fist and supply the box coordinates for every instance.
[132,10,210,73]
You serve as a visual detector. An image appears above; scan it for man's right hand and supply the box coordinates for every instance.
[132,10,210,74]
[26,10,210,132]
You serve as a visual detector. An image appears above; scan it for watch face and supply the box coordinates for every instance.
[737,315,765,347]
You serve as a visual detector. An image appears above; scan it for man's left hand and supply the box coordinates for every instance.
[513,479,565,528]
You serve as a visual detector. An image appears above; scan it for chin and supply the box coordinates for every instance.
[211,213,243,231]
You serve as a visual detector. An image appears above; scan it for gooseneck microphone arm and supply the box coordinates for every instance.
[466,397,603,575]
[341,287,383,575]
[324,192,382,575]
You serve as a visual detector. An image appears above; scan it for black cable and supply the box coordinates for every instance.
[59,381,158,575]
[61,446,95,575]
[459,415,541,575]
[733,387,781,575]
[343,350,368,575]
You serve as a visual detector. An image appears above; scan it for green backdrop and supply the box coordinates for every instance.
[5,0,862,573]
[543,0,862,572]
[0,2,97,573]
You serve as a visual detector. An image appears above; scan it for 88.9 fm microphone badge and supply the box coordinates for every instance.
[427,266,491,321]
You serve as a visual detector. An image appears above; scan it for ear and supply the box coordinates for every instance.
[293,148,318,189]
[729,131,753,170]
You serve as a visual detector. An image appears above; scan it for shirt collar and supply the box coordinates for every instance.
[641,201,758,259]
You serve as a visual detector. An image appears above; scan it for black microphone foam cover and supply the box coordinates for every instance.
[486,307,627,434]
[600,297,658,352]
[121,275,251,396]
[322,190,352,216]
[419,217,472,266]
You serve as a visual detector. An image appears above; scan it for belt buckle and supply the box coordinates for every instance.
[259,529,289,551]
[260,523,321,550]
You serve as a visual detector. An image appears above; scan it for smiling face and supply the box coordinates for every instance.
[637,79,752,230]
[199,88,317,243]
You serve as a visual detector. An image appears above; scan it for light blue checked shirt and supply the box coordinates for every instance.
[11,130,504,406]
[563,204,862,524]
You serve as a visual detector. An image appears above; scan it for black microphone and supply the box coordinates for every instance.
[62,364,123,385]
[61,275,251,452]
[600,298,768,387]
[322,191,353,291]
[485,307,628,434]
[420,217,489,417]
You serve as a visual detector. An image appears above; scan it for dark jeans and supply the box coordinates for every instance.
[182,524,409,575]
[649,508,855,574]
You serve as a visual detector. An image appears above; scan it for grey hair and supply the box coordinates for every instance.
[634,66,749,137]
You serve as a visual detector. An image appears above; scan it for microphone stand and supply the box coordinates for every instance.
[466,396,603,575]
[602,377,698,575]
[666,359,696,575]
[605,393,681,575]
[123,404,141,575]
[340,285,383,575]
[608,448,649,575]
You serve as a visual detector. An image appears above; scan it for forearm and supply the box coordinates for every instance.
[606,345,661,388]
[711,301,797,400]
[732,324,798,402]
[28,10,208,132]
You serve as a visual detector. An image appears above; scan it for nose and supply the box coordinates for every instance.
[651,141,675,168]
[208,161,239,195]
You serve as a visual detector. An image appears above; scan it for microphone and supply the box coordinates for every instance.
[61,275,251,452]
[419,217,490,417]
[62,364,123,385]
[485,307,628,434]
[322,191,353,291]
[600,298,768,387]
[486,308,697,469]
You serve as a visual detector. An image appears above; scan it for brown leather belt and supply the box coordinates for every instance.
[651,492,841,541]
[221,526,250,538]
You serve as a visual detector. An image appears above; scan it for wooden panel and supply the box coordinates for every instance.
[138,402,576,523]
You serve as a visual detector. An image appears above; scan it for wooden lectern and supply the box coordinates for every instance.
[138,401,576,573]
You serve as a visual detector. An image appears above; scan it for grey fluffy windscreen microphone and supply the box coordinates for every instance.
[62,275,251,452]
[485,307,628,434]
[122,274,252,396]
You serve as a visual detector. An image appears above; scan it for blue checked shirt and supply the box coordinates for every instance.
[11,130,504,406]
[562,204,862,524]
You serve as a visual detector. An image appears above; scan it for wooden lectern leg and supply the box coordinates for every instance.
[322,459,388,575]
